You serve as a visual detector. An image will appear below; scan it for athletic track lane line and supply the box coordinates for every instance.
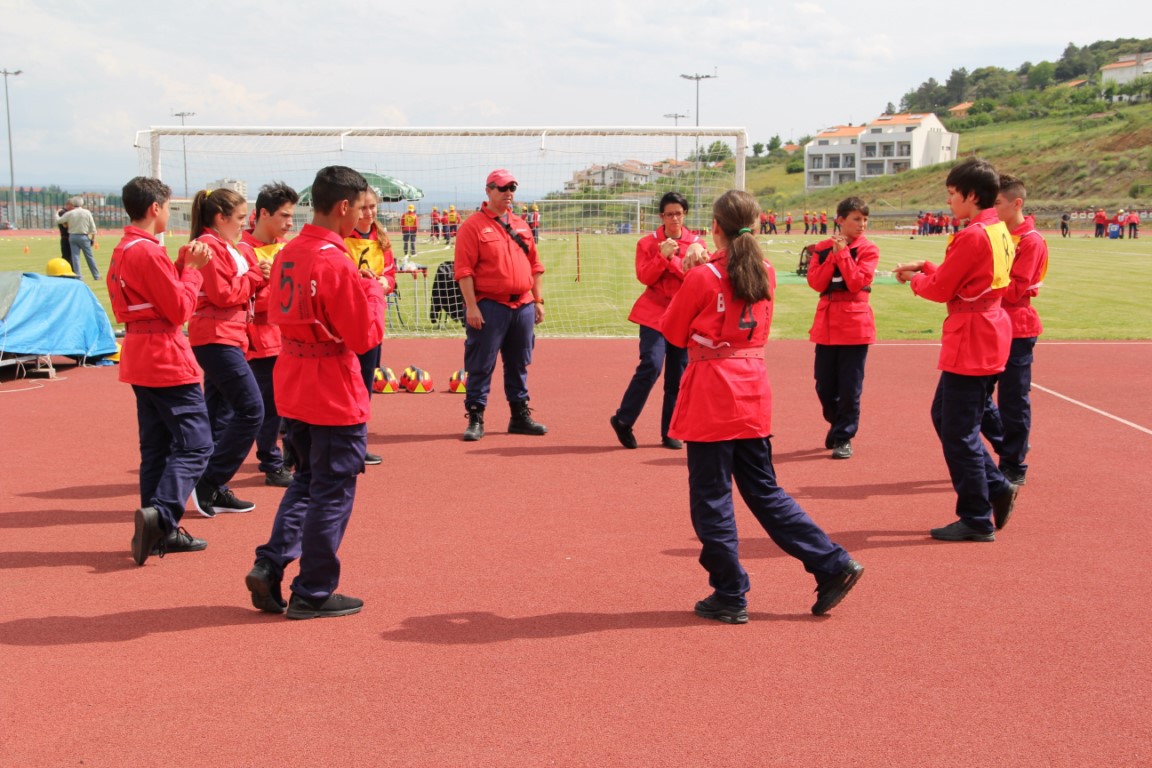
[1032,383,1152,436]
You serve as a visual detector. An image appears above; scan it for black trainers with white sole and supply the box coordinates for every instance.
[286,593,364,620]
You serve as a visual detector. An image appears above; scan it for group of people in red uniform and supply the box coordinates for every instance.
[1091,208,1141,239]
[110,154,1046,624]
[429,205,463,246]
[916,211,960,236]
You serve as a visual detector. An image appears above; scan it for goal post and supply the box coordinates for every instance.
[134,125,748,338]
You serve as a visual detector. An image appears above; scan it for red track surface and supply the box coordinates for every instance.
[2,339,1150,767]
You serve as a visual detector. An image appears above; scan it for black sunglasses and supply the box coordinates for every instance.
[489,183,518,193]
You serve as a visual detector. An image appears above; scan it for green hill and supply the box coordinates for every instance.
[746,103,1152,222]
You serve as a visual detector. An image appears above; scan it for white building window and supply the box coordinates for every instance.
[809,156,824,169]
[865,162,884,175]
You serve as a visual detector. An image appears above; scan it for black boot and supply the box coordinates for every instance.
[463,406,485,441]
[508,400,547,435]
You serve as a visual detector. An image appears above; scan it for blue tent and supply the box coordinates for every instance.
[0,272,118,362]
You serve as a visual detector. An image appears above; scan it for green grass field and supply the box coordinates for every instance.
[3,229,1149,340]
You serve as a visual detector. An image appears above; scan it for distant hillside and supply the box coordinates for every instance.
[745,103,1152,221]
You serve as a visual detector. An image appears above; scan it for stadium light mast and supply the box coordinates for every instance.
[2,69,22,229]
[663,112,689,162]
[680,70,717,231]
[172,110,195,197]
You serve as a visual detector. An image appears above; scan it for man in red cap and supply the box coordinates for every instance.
[453,169,547,441]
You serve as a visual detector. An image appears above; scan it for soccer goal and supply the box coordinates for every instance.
[134,126,748,337]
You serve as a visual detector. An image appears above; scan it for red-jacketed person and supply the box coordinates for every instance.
[245,166,385,620]
[662,190,863,623]
[110,176,213,566]
[179,188,270,517]
[980,174,1048,486]
[806,196,879,459]
[895,157,1019,542]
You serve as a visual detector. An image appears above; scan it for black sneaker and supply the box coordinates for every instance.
[992,484,1020,531]
[694,594,748,624]
[245,559,287,614]
[812,559,864,615]
[151,527,207,556]
[286,593,364,620]
[508,401,547,435]
[930,520,995,542]
[1001,467,1027,486]
[210,487,256,514]
[364,452,383,466]
[264,468,292,487]
[190,481,217,518]
[661,436,683,450]
[610,415,638,449]
[831,440,853,460]
[130,506,164,566]
[463,407,485,442]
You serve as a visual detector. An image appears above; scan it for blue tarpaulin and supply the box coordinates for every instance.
[0,272,118,359]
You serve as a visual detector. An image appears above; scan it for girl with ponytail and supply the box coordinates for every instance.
[661,190,863,623]
[177,188,270,516]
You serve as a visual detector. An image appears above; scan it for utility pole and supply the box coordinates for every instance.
[172,110,195,197]
[2,69,23,228]
[663,111,689,162]
[679,70,717,231]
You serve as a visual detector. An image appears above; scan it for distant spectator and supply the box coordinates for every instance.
[1093,208,1107,238]
[56,197,100,280]
[57,201,73,262]
[1060,212,1070,238]
[1127,210,1139,239]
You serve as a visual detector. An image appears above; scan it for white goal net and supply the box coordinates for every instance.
[135,126,747,338]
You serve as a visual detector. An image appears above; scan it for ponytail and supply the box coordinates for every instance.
[713,190,771,304]
[189,187,245,242]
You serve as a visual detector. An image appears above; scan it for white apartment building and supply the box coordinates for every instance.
[805,113,959,191]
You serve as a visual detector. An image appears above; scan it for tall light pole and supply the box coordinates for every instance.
[663,111,688,162]
[2,69,22,228]
[172,110,195,197]
[680,70,717,231]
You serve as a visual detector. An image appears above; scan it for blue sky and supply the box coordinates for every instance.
[0,0,1141,190]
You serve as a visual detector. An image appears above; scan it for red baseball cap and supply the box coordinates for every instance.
[486,169,517,187]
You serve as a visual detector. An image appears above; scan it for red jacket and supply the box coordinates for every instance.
[269,224,386,426]
[806,235,879,345]
[107,226,204,387]
[177,229,266,349]
[240,230,285,360]
[454,203,544,308]
[1001,216,1047,339]
[628,226,706,330]
[910,208,1012,376]
[661,253,777,442]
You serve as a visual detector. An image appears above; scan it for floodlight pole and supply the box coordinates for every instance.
[680,70,717,232]
[2,69,22,228]
[663,112,688,162]
[173,110,195,197]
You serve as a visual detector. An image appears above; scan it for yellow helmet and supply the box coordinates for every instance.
[432,206,438,211]
[531,204,538,211]
[46,257,76,277]
[407,204,415,211]
[449,205,456,210]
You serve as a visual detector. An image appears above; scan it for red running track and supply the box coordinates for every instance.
[1,339,1149,767]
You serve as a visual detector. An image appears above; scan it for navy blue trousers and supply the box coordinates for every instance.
[255,419,367,601]
[615,324,686,439]
[357,343,381,394]
[248,356,283,474]
[132,384,213,533]
[931,372,1014,532]
[687,438,850,607]
[981,337,1036,476]
[463,300,535,410]
[193,343,264,489]
[813,343,869,444]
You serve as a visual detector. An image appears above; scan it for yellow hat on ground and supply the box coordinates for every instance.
[46,258,76,277]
